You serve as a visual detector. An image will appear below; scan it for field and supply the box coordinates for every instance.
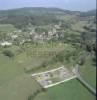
[80,55,96,88]
[0,43,66,100]
[0,74,42,100]
[0,53,42,100]
[0,24,17,33]
[0,41,96,100]
[80,65,96,88]
[34,79,95,100]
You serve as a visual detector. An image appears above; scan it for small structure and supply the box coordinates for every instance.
[11,35,18,39]
[0,41,12,46]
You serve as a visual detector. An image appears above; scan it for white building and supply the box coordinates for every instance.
[0,41,12,46]
[11,35,18,39]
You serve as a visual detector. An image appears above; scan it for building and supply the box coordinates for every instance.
[0,41,12,46]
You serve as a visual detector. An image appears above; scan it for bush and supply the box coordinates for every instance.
[42,62,47,68]
[78,57,85,65]
[55,52,65,63]
[2,50,14,58]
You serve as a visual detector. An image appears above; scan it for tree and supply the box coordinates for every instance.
[86,44,92,52]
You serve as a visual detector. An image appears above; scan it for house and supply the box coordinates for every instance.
[0,41,12,46]
[11,35,18,39]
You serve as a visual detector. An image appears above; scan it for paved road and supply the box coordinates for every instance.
[74,65,96,95]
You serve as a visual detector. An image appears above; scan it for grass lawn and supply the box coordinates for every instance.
[34,79,95,100]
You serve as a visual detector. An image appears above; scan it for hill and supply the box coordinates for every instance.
[0,7,80,16]
[79,9,96,17]
[0,7,95,28]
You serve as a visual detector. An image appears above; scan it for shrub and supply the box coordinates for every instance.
[55,52,65,63]
[41,62,47,68]
[2,50,14,58]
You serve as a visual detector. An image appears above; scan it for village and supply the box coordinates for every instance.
[0,24,63,47]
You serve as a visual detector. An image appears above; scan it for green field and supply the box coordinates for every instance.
[71,21,88,32]
[0,74,42,100]
[0,43,66,100]
[0,42,65,80]
[34,79,95,100]
[0,42,95,100]
[0,24,17,33]
[80,56,96,88]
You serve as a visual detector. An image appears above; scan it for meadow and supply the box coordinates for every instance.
[0,43,66,100]
[80,55,96,88]
[0,24,17,33]
[34,79,95,100]
[0,43,95,100]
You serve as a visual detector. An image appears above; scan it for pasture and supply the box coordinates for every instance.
[0,42,66,100]
[0,24,17,33]
[34,79,95,100]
